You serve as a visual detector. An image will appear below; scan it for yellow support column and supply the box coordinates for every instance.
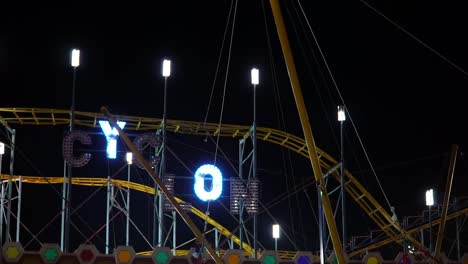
[268,1,345,263]
[434,144,458,257]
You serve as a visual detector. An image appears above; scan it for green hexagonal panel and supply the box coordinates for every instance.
[39,243,62,263]
[152,247,173,264]
[263,255,277,264]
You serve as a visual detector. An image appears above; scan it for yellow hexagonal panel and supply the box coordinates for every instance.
[6,246,20,259]
[366,256,379,264]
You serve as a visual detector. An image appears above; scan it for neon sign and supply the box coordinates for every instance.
[98,120,126,159]
[63,127,160,165]
[193,164,223,202]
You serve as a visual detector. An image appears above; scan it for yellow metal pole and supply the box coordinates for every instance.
[101,107,223,264]
[434,144,458,257]
[268,1,345,263]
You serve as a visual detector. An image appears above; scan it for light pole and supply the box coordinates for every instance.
[0,142,4,168]
[63,48,80,252]
[251,68,259,258]
[0,142,4,244]
[125,152,132,246]
[0,142,3,176]
[317,185,325,264]
[3,129,15,244]
[426,188,434,254]
[337,105,346,250]
[156,59,171,247]
[272,224,280,251]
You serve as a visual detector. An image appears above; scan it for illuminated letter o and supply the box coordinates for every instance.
[194,164,223,202]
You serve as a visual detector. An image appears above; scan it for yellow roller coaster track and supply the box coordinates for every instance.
[0,174,253,257]
[0,173,298,260]
[0,107,423,255]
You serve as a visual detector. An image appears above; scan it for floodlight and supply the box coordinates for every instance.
[162,59,171,77]
[272,224,280,239]
[0,142,4,155]
[71,49,80,67]
[337,105,346,121]
[126,152,133,165]
[426,189,434,206]
[251,68,259,85]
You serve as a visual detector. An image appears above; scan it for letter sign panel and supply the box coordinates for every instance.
[194,164,223,202]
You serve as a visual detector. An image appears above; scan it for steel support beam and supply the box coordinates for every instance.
[0,181,4,244]
[15,175,22,241]
[126,164,131,246]
[268,1,345,263]
[434,144,458,257]
[6,129,15,243]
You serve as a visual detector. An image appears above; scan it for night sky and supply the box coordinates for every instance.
[1,1,468,258]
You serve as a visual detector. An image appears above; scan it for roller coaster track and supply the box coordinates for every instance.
[0,108,425,254]
[0,173,299,260]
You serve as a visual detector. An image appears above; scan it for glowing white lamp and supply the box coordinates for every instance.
[426,189,434,206]
[251,68,259,85]
[71,49,80,67]
[126,152,133,165]
[337,105,346,121]
[272,224,280,239]
[162,59,171,77]
[0,142,4,155]
[272,224,280,251]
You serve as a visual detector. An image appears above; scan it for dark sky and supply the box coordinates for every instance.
[1,1,468,258]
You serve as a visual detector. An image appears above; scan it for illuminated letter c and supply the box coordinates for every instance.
[62,130,92,167]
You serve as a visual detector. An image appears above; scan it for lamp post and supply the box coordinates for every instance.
[337,105,346,250]
[0,141,4,164]
[125,152,132,246]
[251,68,259,258]
[156,59,171,247]
[0,142,3,177]
[70,49,80,129]
[426,188,434,253]
[272,224,280,251]
[0,142,4,244]
[63,48,80,252]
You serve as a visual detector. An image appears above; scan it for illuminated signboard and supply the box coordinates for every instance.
[193,164,223,202]
[63,126,161,166]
